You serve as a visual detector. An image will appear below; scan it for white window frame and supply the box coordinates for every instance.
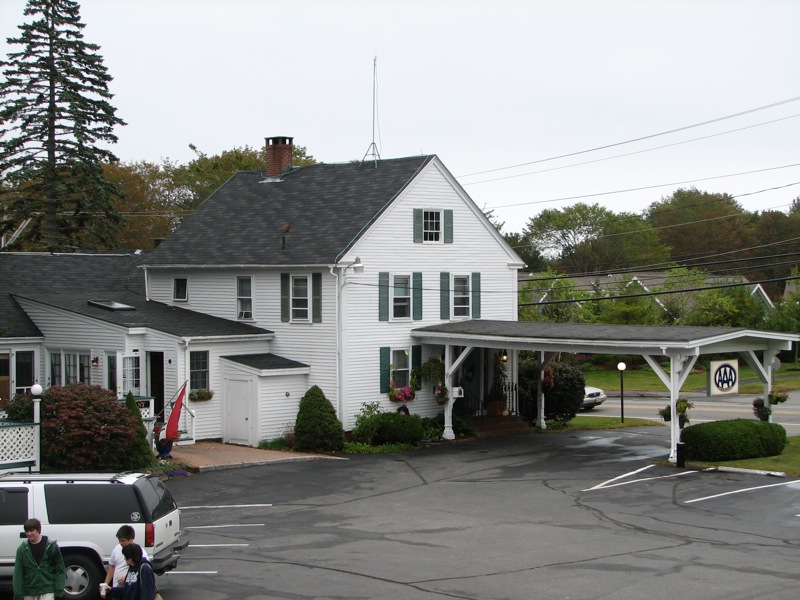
[121,354,141,397]
[423,209,442,243]
[392,275,411,320]
[391,348,411,388]
[190,350,209,390]
[173,277,188,302]
[291,275,310,322]
[237,276,253,320]
[453,275,471,318]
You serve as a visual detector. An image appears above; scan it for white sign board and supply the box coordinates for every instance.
[710,360,739,395]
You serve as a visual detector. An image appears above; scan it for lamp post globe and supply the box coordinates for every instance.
[617,363,626,423]
[31,384,43,396]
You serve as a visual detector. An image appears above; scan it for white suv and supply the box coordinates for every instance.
[0,472,189,600]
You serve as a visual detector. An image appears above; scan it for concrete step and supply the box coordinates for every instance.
[474,416,531,438]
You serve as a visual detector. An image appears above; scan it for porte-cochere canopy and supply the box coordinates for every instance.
[412,320,800,460]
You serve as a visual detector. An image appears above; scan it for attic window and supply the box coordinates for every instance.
[88,300,136,311]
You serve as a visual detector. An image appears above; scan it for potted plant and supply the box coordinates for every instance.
[658,398,693,428]
[410,357,445,392]
[768,391,789,405]
[433,382,449,405]
[189,388,214,401]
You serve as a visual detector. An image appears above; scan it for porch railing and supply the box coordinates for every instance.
[0,420,38,473]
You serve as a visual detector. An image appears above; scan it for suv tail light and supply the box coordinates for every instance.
[145,522,155,547]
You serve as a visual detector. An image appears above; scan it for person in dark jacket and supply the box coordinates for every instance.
[13,518,66,600]
[120,544,157,600]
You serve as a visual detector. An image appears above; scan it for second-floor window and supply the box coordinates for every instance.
[453,275,471,318]
[173,278,188,301]
[393,275,411,319]
[292,276,309,321]
[237,276,252,319]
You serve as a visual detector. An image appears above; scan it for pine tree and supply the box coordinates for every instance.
[0,0,126,251]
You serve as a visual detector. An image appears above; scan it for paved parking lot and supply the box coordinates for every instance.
[3,427,797,600]
[154,427,799,600]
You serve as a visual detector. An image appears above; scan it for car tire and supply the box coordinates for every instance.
[62,552,102,600]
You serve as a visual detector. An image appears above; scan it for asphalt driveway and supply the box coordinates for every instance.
[154,427,800,600]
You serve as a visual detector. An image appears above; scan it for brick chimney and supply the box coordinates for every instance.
[265,136,294,177]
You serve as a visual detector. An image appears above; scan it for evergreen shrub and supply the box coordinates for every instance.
[294,385,345,452]
[682,419,787,461]
[124,391,155,470]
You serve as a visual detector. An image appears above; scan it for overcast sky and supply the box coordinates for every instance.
[2,0,798,233]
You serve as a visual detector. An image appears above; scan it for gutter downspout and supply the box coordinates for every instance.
[330,265,345,424]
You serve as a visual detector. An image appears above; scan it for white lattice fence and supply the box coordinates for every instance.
[0,422,36,468]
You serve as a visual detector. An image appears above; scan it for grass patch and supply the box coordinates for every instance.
[585,365,800,394]
[149,458,193,477]
[687,436,800,477]
[344,441,415,453]
[543,416,661,431]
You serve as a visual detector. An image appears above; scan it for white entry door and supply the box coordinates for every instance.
[224,377,253,446]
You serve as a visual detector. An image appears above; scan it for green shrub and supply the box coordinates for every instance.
[682,419,787,461]
[124,391,155,470]
[543,363,585,427]
[371,412,424,445]
[7,383,141,471]
[293,385,345,452]
[351,401,384,444]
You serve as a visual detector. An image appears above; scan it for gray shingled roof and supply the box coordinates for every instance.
[0,253,271,339]
[222,353,309,370]
[143,155,435,266]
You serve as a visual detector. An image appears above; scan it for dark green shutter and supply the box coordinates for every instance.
[440,272,450,320]
[379,272,390,321]
[380,346,391,393]
[280,273,290,322]
[412,272,422,320]
[444,209,454,244]
[413,209,423,243]
[312,272,322,323]
[411,345,422,390]
[472,272,481,318]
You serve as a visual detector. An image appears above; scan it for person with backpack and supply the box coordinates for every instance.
[120,544,159,600]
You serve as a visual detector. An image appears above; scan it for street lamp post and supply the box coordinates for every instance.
[617,362,626,423]
[30,383,43,473]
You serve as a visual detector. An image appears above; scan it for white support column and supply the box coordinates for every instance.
[442,345,455,440]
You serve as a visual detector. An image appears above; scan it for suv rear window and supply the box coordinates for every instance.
[0,487,28,525]
[135,477,177,520]
[45,484,144,524]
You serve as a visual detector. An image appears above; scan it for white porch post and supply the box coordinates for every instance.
[442,344,455,440]
[538,351,546,430]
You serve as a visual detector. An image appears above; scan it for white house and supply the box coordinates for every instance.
[1,137,525,446]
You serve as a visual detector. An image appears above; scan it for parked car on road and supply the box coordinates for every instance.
[583,386,607,410]
[0,472,188,600]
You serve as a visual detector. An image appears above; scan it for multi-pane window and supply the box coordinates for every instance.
[190,351,209,390]
[423,210,442,242]
[64,353,91,384]
[453,275,471,318]
[50,353,62,387]
[173,278,188,301]
[122,356,140,396]
[392,275,411,319]
[391,349,410,387]
[237,276,252,319]
[291,276,309,321]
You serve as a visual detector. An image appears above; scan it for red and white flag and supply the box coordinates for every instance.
[165,381,188,441]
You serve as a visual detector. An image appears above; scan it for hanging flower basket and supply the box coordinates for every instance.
[433,382,449,405]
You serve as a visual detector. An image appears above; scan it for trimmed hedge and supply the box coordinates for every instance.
[370,412,425,445]
[682,419,787,461]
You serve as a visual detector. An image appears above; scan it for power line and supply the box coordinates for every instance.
[458,95,800,178]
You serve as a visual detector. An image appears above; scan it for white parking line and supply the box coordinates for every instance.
[585,465,653,490]
[182,503,273,509]
[584,470,696,491]
[685,479,798,503]
[190,544,250,547]
[186,523,265,529]
[166,571,218,575]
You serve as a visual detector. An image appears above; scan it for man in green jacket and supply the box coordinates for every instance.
[13,518,66,600]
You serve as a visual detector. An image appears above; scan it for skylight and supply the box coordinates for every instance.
[88,300,136,311]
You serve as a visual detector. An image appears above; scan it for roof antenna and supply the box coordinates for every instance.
[361,56,381,167]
